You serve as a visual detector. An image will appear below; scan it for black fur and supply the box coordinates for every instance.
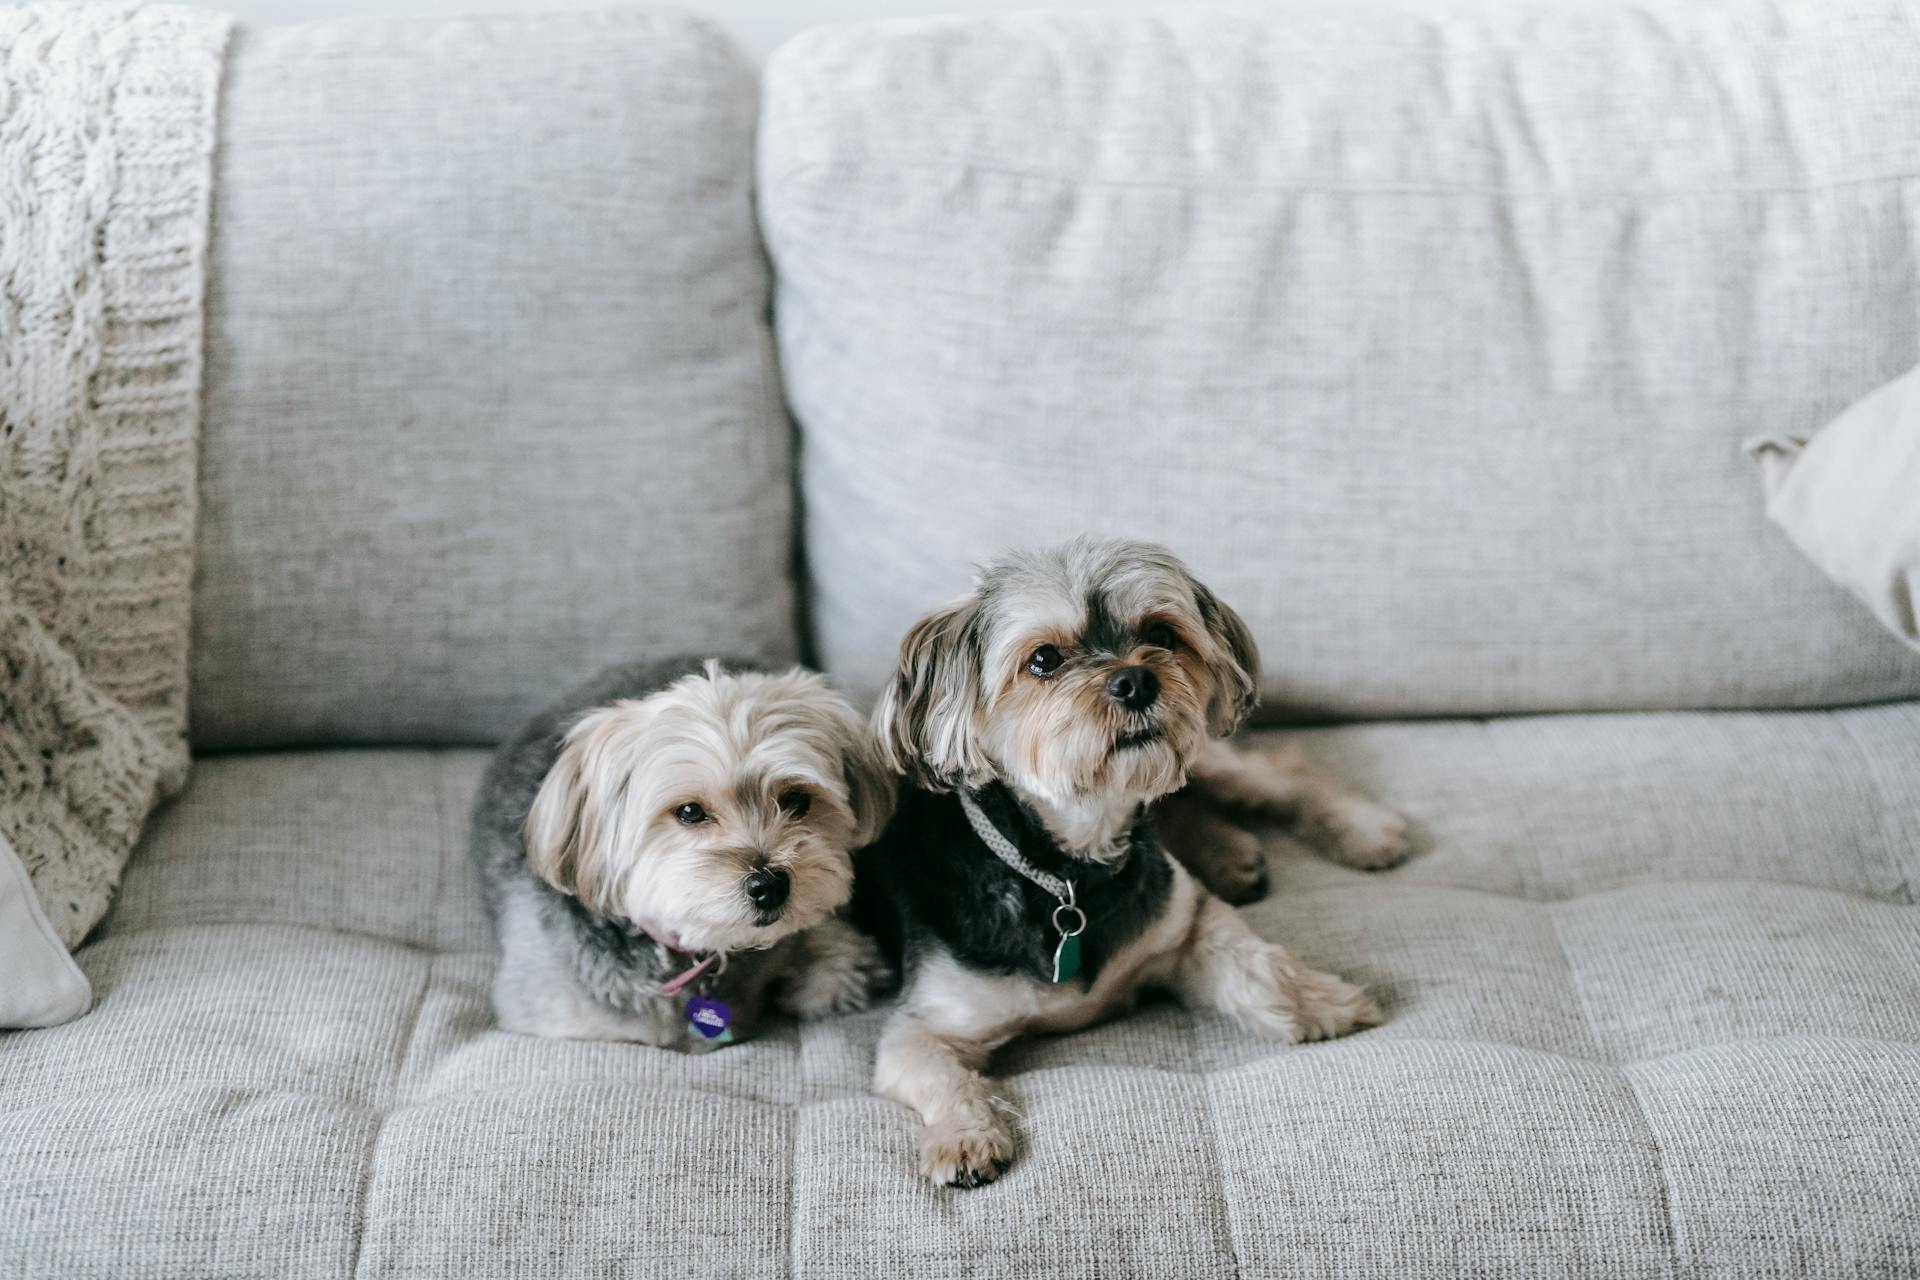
[1079,587,1134,659]
[856,781,1174,988]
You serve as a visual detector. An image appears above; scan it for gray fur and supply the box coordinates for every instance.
[469,656,879,1051]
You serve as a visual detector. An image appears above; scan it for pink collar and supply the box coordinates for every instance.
[636,924,725,997]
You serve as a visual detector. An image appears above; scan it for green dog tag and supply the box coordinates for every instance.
[1052,931,1081,983]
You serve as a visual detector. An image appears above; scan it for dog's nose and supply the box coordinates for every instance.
[1106,666,1159,710]
[744,866,790,913]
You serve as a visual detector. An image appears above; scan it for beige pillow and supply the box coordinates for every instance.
[1747,368,1920,652]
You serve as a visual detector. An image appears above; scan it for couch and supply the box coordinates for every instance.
[3,3,1918,1276]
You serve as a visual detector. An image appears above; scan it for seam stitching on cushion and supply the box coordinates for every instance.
[1617,1068,1687,1280]
[1831,709,1916,905]
[1156,1031,1920,1076]
[1478,720,1552,912]
[1546,904,1683,1278]
[427,751,456,953]
[347,754,448,1279]
[83,868,1916,960]
[87,918,486,953]
[1270,876,1913,907]
[765,155,1920,203]
[2,1034,1915,1128]
[784,1101,798,1280]
[345,951,435,1280]
[1186,1008,1245,1280]
[340,1100,388,1274]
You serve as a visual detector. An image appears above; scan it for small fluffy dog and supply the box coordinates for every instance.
[471,657,894,1049]
[857,537,1409,1185]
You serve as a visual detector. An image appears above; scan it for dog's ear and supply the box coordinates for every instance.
[521,711,618,910]
[839,721,898,848]
[794,672,898,846]
[1195,580,1261,737]
[873,595,989,792]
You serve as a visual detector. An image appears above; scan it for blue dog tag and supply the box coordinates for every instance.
[686,996,733,1043]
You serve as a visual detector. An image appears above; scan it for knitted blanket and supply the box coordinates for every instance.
[0,4,229,960]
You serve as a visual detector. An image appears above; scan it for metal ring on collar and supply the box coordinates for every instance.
[1051,904,1087,937]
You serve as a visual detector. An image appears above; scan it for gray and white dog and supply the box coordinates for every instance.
[855,537,1409,1184]
[471,657,894,1050]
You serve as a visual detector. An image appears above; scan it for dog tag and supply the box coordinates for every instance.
[686,995,733,1043]
[1052,932,1081,983]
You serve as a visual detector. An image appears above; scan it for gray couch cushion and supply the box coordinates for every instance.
[192,12,795,750]
[761,3,1920,716]
[4,704,1914,1275]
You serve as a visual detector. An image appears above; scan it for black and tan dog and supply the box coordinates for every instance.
[856,537,1409,1185]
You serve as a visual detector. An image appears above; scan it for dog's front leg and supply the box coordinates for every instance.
[775,917,891,1019]
[1171,893,1381,1042]
[874,1012,1014,1188]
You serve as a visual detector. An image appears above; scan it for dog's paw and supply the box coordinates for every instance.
[1210,853,1271,906]
[1201,825,1270,904]
[1230,948,1381,1043]
[779,922,891,1019]
[1326,800,1412,870]
[1286,964,1382,1041]
[919,1114,1015,1189]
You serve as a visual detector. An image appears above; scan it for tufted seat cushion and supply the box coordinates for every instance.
[3,706,1915,1277]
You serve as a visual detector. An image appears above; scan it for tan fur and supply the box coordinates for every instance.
[1163,740,1413,898]
[873,599,991,792]
[1153,786,1269,903]
[870,537,1403,1186]
[878,858,1380,1183]
[522,662,893,954]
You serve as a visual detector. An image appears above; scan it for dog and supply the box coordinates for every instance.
[856,537,1409,1185]
[471,657,894,1050]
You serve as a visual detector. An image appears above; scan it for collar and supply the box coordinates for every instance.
[962,783,1141,880]
[633,922,725,997]
[959,785,1099,984]
[958,788,1075,904]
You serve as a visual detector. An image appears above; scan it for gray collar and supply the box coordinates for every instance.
[958,788,1075,907]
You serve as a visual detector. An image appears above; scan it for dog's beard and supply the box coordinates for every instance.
[982,664,1209,853]
[615,828,853,955]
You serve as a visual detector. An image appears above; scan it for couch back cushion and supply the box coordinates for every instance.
[192,12,795,749]
[762,1,1920,717]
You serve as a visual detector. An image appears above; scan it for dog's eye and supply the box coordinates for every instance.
[674,803,710,826]
[777,788,811,819]
[1142,622,1177,651]
[1026,645,1064,678]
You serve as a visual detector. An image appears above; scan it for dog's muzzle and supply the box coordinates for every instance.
[1105,666,1159,711]
[743,865,790,920]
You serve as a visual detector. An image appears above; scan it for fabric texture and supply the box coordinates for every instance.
[1748,364,1920,651]
[1,707,1914,1275]
[761,0,1920,717]
[0,3,229,958]
[190,11,797,750]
